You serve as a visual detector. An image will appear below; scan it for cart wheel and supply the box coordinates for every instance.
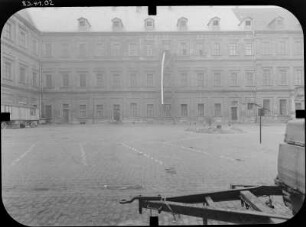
[1,122,8,129]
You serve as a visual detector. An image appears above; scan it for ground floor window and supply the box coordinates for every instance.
[263,99,271,116]
[45,105,52,118]
[147,104,154,117]
[130,103,137,117]
[198,103,204,116]
[295,102,302,110]
[163,104,171,117]
[181,104,188,117]
[214,103,222,117]
[96,105,103,118]
[279,99,287,116]
[79,105,86,118]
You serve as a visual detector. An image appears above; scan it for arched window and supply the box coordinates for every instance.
[177,17,188,30]
[145,18,155,30]
[207,17,220,30]
[112,18,123,31]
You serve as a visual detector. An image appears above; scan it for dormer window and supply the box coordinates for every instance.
[177,17,188,31]
[208,17,220,31]
[78,17,91,32]
[112,18,123,31]
[268,16,284,30]
[145,18,155,30]
[238,17,253,30]
[213,20,219,26]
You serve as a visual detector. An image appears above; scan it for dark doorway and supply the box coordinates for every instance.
[113,104,120,121]
[231,107,238,121]
[63,109,69,123]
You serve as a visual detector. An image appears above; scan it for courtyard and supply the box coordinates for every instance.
[1,123,292,225]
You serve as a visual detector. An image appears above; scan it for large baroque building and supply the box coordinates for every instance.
[1,6,304,124]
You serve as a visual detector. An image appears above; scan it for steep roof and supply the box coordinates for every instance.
[17,6,301,33]
[21,6,241,32]
[232,6,301,31]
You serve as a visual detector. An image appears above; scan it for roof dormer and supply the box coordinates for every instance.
[144,18,155,30]
[268,16,284,29]
[207,17,220,30]
[238,17,253,30]
[78,17,91,32]
[112,17,123,31]
[177,17,188,31]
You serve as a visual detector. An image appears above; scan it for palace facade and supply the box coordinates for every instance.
[1,6,304,124]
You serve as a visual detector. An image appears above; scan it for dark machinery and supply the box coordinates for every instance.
[120,120,305,224]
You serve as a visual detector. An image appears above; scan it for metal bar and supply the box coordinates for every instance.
[240,191,276,213]
[205,196,215,207]
[142,201,290,224]
[162,186,282,203]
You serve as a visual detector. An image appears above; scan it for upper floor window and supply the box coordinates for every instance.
[111,42,120,56]
[3,60,12,80]
[195,43,205,56]
[229,43,238,56]
[145,18,155,30]
[32,39,38,55]
[145,44,153,56]
[295,69,304,85]
[128,43,138,56]
[62,73,69,87]
[78,43,87,57]
[245,71,255,86]
[61,43,70,58]
[3,22,13,40]
[130,72,137,87]
[112,18,123,31]
[112,73,121,88]
[279,69,288,85]
[45,74,52,88]
[196,72,205,87]
[32,71,38,87]
[19,28,27,48]
[96,72,104,87]
[162,40,171,52]
[179,42,189,56]
[208,17,220,30]
[19,66,26,84]
[230,72,238,86]
[278,40,287,55]
[262,41,272,55]
[147,72,154,87]
[45,43,52,57]
[263,69,272,85]
[212,42,220,56]
[294,40,303,55]
[213,71,222,86]
[180,72,188,86]
[79,73,87,88]
[177,17,188,31]
[245,43,253,55]
[95,43,105,57]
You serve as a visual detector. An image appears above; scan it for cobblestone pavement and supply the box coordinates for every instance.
[1,124,292,225]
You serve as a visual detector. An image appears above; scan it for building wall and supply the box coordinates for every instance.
[1,13,41,111]
[1,13,304,124]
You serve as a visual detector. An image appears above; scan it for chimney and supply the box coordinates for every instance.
[78,17,91,31]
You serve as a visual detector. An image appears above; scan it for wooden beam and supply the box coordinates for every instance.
[205,196,215,207]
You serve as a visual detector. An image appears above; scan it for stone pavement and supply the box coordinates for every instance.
[1,124,292,225]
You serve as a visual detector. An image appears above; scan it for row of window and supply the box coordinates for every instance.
[42,69,304,89]
[2,20,39,56]
[43,98,292,119]
[42,39,303,58]
[3,61,304,88]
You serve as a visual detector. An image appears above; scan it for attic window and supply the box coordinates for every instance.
[245,20,251,26]
[112,18,123,31]
[177,17,188,30]
[145,18,154,30]
[79,20,85,26]
[213,20,219,26]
